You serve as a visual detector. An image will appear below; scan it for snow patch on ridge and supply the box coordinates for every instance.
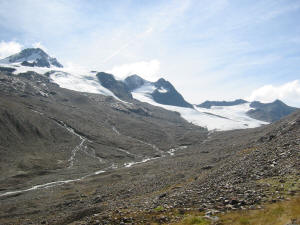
[0,62,125,102]
[157,87,168,93]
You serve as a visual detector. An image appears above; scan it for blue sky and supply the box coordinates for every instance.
[0,0,300,106]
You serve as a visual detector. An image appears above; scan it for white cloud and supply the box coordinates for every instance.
[107,60,161,81]
[32,42,48,51]
[248,80,300,107]
[0,41,22,59]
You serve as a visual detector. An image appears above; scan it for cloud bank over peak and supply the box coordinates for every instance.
[32,42,48,52]
[107,59,161,81]
[248,80,300,107]
[0,40,22,59]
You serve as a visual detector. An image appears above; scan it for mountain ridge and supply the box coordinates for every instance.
[0,48,297,130]
[198,99,248,108]
[196,99,298,123]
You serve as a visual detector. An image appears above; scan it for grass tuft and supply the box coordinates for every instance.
[218,195,300,225]
[182,215,210,225]
[154,205,165,212]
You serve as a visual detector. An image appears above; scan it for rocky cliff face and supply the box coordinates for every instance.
[96,72,132,101]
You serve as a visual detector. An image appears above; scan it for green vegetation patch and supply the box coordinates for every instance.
[154,205,165,212]
[257,175,300,199]
[218,195,300,225]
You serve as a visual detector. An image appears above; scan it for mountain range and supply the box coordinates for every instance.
[0,48,297,131]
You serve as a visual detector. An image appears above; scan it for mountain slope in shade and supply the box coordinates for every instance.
[247,100,298,122]
[0,48,63,68]
[152,78,193,108]
[96,72,132,101]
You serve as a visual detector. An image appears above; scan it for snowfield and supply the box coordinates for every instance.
[132,85,268,131]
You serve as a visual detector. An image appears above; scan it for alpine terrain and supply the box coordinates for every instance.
[0,49,299,225]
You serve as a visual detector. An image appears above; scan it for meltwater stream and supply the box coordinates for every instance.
[54,119,105,167]
[0,122,188,197]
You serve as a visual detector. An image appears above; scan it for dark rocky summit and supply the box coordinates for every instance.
[124,74,147,91]
[151,78,194,108]
[96,72,132,101]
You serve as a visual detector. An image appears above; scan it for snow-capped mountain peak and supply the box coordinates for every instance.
[124,75,193,108]
[0,48,63,68]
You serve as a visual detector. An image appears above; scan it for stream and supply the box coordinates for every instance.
[0,121,188,198]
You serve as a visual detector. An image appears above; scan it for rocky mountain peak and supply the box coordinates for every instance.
[154,78,171,88]
[124,74,147,91]
[96,72,132,101]
[151,78,193,108]
[0,48,63,68]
